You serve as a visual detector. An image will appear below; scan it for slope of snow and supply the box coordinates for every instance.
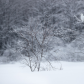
[0,62,84,84]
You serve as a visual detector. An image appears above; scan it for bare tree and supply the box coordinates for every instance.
[14,16,57,71]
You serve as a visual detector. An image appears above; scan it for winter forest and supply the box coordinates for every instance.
[0,0,84,84]
[0,0,84,70]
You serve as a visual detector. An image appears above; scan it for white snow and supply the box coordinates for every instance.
[80,13,84,22]
[0,62,84,84]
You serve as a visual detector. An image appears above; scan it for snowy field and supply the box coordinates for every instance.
[0,61,84,84]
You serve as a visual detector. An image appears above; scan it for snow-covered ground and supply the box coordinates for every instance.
[0,61,84,84]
